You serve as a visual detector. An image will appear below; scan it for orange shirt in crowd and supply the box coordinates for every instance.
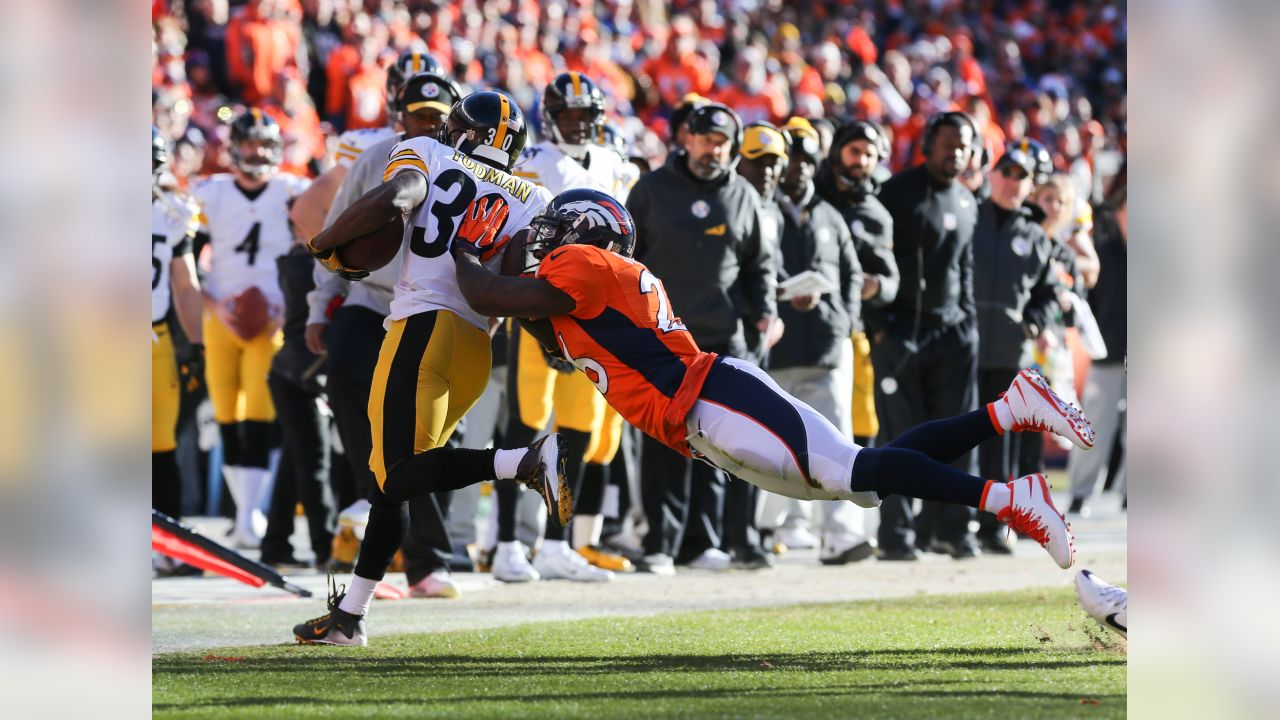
[225,7,298,105]
[715,85,788,125]
[344,65,388,130]
[643,54,713,108]
[324,43,361,119]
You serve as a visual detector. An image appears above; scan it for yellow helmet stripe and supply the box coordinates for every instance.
[412,51,421,73]
[570,71,582,97]
[250,108,262,124]
[492,94,510,151]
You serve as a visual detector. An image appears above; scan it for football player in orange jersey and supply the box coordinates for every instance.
[452,189,1099,573]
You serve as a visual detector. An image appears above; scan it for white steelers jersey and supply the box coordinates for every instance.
[383,136,553,330]
[192,173,310,306]
[151,191,199,324]
[512,141,637,202]
[332,126,398,169]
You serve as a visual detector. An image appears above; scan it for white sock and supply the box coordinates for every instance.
[339,575,379,617]
[572,515,604,549]
[981,481,1012,514]
[541,539,568,555]
[992,399,1015,431]
[493,448,525,479]
[222,465,244,506]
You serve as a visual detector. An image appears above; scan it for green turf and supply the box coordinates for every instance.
[152,587,1125,719]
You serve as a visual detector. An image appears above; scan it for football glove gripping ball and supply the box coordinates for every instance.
[308,240,369,281]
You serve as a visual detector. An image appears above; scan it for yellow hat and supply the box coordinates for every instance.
[740,124,789,160]
[782,117,821,158]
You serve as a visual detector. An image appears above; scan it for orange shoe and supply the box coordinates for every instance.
[578,545,634,572]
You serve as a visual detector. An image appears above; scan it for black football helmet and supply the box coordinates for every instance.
[998,137,1053,185]
[524,188,636,273]
[541,71,606,153]
[153,125,170,176]
[386,49,445,120]
[229,108,282,178]
[596,121,630,161]
[439,91,528,171]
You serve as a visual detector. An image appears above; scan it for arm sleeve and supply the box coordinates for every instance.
[867,211,899,306]
[738,205,778,322]
[383,141,429,183]
[836,215,863,319]
[535,247,607,319]
[625,178,652,263]
[306,260,349,325]
[1023,234,1059,333]
[960,231,976,323]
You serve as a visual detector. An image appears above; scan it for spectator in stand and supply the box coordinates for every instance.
[226,0,300,106]
[715,47,787,125]
[1068,172,1126,516]
[641,16,713,109]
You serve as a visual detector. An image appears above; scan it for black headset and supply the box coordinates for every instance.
[921,110,979,157]
[835,119,889,161]
[686,102,744,171]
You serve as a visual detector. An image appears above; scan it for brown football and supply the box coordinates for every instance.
[336,216,405,272]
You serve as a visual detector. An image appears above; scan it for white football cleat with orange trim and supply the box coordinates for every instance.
[997,473,1075,569]
[999,368,1095,449]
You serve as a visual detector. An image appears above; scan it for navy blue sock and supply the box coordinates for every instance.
[885,408,998,465]
[851,447,988,508]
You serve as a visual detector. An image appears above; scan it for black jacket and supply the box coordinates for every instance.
[971,201,1056,369]
[815,162,899,332]
[628,151,777,356]
[272,243,324,392]
[871,164,978,341]
[743,194,785,362]
[1089,207,1127,365]
[770,185,862,370]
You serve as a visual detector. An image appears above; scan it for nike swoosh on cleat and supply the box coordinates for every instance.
[1105,613,1127,634]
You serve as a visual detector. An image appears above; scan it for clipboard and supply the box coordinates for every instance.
[777,270,837,301]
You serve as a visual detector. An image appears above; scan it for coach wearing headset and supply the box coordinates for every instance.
[868,111,982,562]
[626,103,779,573]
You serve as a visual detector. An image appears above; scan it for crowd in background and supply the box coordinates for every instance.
[152,0,1127,578]
[154,0,1125,201]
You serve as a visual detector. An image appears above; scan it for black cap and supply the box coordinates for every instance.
[686,104,739,141]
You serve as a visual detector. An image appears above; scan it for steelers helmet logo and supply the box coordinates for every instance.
[422,84,440,98]
[712,111,730,128]
[1011,236,1031,257]
[756,130,773,147]
[691,200,710,219]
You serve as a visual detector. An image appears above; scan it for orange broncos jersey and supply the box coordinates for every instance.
[534,244,718,456]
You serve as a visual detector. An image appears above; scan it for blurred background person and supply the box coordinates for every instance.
[626,103,778,573]
[868,111,980,562]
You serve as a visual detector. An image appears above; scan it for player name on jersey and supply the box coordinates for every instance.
[451,151,535,203]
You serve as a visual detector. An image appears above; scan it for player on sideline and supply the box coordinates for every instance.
[451,189,1095,574]
[293,91,566,647]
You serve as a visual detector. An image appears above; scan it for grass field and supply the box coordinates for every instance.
[152,587,1125,719]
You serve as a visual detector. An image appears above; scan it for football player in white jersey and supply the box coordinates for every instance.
[491,73,640,582]
[290,50,445,241]
[295,91,565,646]
[152,127,205,526]
[298,72,465,594]
[191,109,311,548]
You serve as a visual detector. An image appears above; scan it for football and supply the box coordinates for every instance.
[336,215,405,272]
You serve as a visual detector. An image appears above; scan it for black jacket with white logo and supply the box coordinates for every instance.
[769,185,862,370]
[815,163,899,333]
[627,151,777,356]
[971,200,1056,369]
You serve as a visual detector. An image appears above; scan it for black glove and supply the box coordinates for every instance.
[540,344,577,374]
[179,343,205,394]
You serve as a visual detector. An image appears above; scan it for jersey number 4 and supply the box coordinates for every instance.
[410,168,478,259]
[234,222,261,266]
